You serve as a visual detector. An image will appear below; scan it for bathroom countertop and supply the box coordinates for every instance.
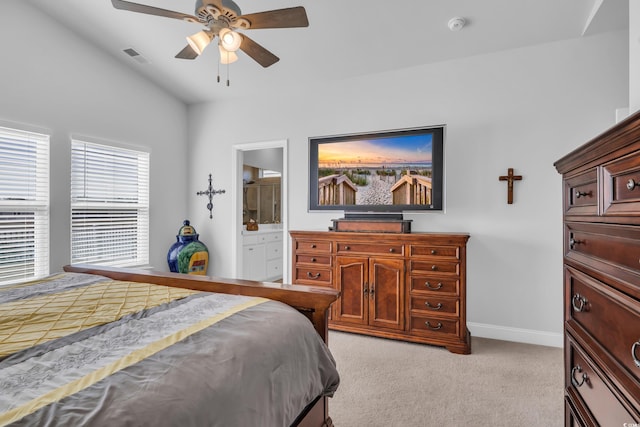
[241,225,283,235]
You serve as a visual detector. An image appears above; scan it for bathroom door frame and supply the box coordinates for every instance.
[231,139,288,282]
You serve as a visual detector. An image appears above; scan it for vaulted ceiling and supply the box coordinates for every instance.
[27,0,628,104]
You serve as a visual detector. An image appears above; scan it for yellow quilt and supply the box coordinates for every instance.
[0,279,197,358]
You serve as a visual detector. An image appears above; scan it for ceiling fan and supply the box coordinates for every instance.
[111,0,309,69]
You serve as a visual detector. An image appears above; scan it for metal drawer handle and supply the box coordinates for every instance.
[310,257,316,262]
[632,341,640,368]
[344,245,350,250]
[627,179,640,191]
[571,365,588,388]
[431,265,438,271]
[425,301,442,310]
[571,293,588,312]
[425,321,442,330]
[430,250,436,255]
[425,281,443,290]
[574,190,591,198]
[569,238,583,249]
[307,272,321,279]
[310,244,316,249]
[389,248,395,253]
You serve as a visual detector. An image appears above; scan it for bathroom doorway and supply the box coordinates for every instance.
[231,140,288,282]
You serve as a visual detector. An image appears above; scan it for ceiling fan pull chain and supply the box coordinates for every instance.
[217,60,221,83]
[227,60,230,87]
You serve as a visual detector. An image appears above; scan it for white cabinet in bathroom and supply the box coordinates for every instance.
[242,230,283,281]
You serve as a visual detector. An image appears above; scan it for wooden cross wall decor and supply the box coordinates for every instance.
[499,168,522,204]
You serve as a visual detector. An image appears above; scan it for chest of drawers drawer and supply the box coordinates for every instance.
[566,335,638,425]
[409,244,460,260]
[602,150,640,216]
[565,267,640,390]
[565,222,640,297]
[409,276,460,296]
[294,240,331,254]
[335,242,404,256]
[564,169,598,216]
[409,314,460,339]
[293,266,332,287]
[294,254,331,266]
[410,295,459,317]
[410,260,460,275]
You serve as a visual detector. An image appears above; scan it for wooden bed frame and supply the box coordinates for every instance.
[63,264,340,427]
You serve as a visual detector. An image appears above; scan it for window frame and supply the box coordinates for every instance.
[0,125,50,285]
[70,138,150,267]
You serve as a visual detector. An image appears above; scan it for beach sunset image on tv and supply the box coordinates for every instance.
[317,133,434,206]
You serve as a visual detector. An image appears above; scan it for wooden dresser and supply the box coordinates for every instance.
[290,230,471,354]
[554,110,640,425]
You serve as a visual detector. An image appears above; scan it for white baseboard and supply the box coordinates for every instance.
[468,322,563,348]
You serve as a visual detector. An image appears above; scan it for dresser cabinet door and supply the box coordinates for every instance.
[334,257,368,325]
[334,256,405,331]
[368,257,404,331]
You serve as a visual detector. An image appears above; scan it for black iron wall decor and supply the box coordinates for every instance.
[197,173,226,219]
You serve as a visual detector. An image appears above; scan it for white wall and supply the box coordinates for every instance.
[189,30,628,346]
[631,0,640,112]
[0,1,189,271]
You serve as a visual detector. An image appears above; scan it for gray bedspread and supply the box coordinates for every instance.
[0,273,340,427]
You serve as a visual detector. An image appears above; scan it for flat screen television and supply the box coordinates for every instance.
[308,125,444,215]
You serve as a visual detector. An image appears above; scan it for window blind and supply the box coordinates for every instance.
[0,126,50,285]
[71,140,149,267]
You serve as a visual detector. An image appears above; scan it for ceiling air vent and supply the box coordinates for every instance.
[123,48,150,64]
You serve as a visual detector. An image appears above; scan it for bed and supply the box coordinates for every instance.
[0,264,340,427]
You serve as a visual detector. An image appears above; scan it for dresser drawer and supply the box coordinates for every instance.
[410,260,459,275]
[410,295,459,317]
[336,242,404,256]
[294,239,331,254]
[603,150,640,216]
[566,267,640,387]
[409,276,460,296]
[565,222,640,293]
[409,244,460,260]
[293,266,332,287]
[566,336,638,426]
[409,315,460,339]
[564,169,598,216]
[295,254,331,266]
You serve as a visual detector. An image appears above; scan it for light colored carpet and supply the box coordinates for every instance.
[327,331,564,427]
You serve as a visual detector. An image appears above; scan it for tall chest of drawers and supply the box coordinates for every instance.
[290,230,471,354]
[554,110,640,425]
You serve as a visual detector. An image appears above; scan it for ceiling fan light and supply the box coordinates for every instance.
[218,45,238,64]
[186,31,212,55]
[219,28,242,52]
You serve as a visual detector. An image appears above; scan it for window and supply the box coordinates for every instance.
[261,169,281,178]
[0,126,49,285]
[71,140,149,267]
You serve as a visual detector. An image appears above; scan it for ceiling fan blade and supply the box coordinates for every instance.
[237,6,309,29]
[239,34,279,68]
[175,45,199,60]
[111,0,200,23]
